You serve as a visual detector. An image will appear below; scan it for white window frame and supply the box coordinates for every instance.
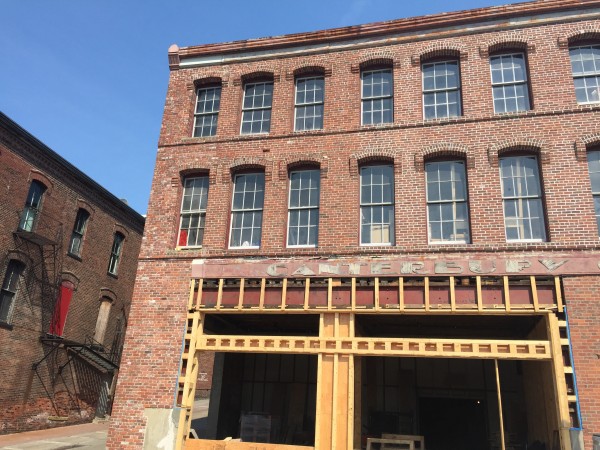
[359,165,395,246]
[240,81,273,135]
[229,173,265,249]
[586,150,600,235]
[500,155,547,242]
[361,69,393,126]
[108,233,124,275]
[294,76,325,132]
[68,208,90,257]
[287,169,320,248]
[0,260,25,324]
[177,176,209,249]
[425,160,470,244]
[193,85,221,137]
[18,180,46,232]
[490,52,531,114]
[569,44,600,105]
[422,60,462,120]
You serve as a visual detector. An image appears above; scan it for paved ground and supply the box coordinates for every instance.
[0,399,210,449]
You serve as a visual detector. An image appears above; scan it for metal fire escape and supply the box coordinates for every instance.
[9,209,123,418]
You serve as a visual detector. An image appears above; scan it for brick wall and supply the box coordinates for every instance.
[0,119,144,433]
[108,5,600,449]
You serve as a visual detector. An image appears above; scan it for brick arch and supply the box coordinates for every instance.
[113,223,130,239]
[60,271,80,290]
[222,157,272,183]
[487,138,547,166]
[234,70,280,85]
[177,167,216,186]
[99,287,117,303]
[412,44,467,66]
[28,170,54,195]
[4,249,33,267]
[574,133,600,161]
[351,51,398,73]
[558,28,600,48]
[190,75,228,90]
[286,64,332,80]
[278,154,328,180]
[75,199,96,220]
[479,35,535,58]
[349,149,400,177]
[414,143,474,172]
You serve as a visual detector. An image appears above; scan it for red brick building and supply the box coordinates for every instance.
[0,113,144,433]
[109,1,600,449]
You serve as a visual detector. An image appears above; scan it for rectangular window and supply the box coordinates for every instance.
[361,69,393,125]
[423,61,461,120]
[68,209,90,257]
[426,161,470,243]
[18,180,46,232]
[193,85,221,137]
[500,156,546,241]
[570,45,600,104]
[178,177,209,247]
[0,260,25,324]
[586,150,600,233]
[360,165,394,245]
[287,170,320,247]
[295,77,324,131]
[108,233,124,275]
[241,82,273,134]
[490,53,531,114]
[230,173,265,248]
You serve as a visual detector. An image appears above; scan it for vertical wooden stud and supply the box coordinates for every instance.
[188,279,195,310]
[328,278,333,311]
[495,359,507,450]
[503,276,511,312]
[216,278,224,310]
[554,276,564,313]
[424,277,430,312]
[399,277,404,311]
[476,276,483,312]
[281,278,287,310]
[259,278,266,309]
[530,276,539,312]
[237,278,244,310]
[374,277,380,311]
[196,278,203,309]
[304,278,310,310]
[450,276,456,312]
[351,278,356,310]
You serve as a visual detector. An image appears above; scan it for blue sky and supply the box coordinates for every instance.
[1,0,512,214]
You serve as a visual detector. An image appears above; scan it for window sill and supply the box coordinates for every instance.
[67,252,82,262]
[505,239,546,244]
[0,322,14,331]
[287,245,317,249]
[360,243,393,247]
[176,245,203,251]
[229,246,260,250]
[428,240,470,245]
[107,272,118,279]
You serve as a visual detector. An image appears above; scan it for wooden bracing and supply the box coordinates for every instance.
[188,275,562,314]
[175,275,574,450]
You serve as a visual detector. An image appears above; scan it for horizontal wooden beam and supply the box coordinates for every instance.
[196,335,551,360]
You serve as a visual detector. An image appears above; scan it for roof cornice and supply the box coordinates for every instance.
[173,0,600,61]
[0,112,145,233]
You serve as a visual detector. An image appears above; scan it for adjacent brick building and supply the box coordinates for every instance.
[0,112,144,433]
[109,1,600,449]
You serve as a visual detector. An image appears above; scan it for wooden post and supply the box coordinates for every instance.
[554,276,564,313]
[450,276,456,312]
[495,359,506,450]
[546,314,572,450]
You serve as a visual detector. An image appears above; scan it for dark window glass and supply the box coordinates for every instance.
[178,176,209,247]
[569,45,600,104]
[0,260,25,323]
[423,61,461,119]
[490,53,531,113]
[288,170,320,246]
[68,209,90,257]
[361,69,393,125]
[295,77,324,131]
[241,82,273,134]
[108,233,125,275]
[230,173,265,248]
[18,180,46,232]
[360,165,394,245]
[193,86,221,137]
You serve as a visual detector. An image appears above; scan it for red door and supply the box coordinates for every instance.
[50,282,74,336]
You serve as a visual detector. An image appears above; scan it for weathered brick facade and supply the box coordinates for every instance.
[109,1,600,449]
[0,113,144,433]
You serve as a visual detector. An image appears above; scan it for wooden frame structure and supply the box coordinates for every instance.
[175,275,573,450]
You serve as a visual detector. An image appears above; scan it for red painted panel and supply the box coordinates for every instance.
[430,286,450,306]
[332,286,351,308]
[356,287,374,307]
[482,286,504,306]
[220,288,238,307]
[509,286,532,305]
[404,286,424,307]
[379,286,399,307]
[456,286,477,306]
[50,283,74,336]
[308,287,327,307]
[264,288,282,307]
[202,288,218,307]
[285,287,305,307]
[538,285,555,305]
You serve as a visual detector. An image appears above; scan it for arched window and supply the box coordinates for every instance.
[361,64,393,125]
[499,154,546,241]
[18,180,46,232]
[0,260,25,324]
[230,172,265,248]
[241,74,274,135]
[360,164,394,245]
[586,149,600,233]
[295,72,324,131]
[68,208,90,257]
[178,175,209,247]
[422,58,462,120]
[194,81,222,137]
[94,297,113,344]
[108,232,125,275]
[287,168,320,247]
[489,51,531,113]
[569,44,600,104]
[425,159,470,243]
